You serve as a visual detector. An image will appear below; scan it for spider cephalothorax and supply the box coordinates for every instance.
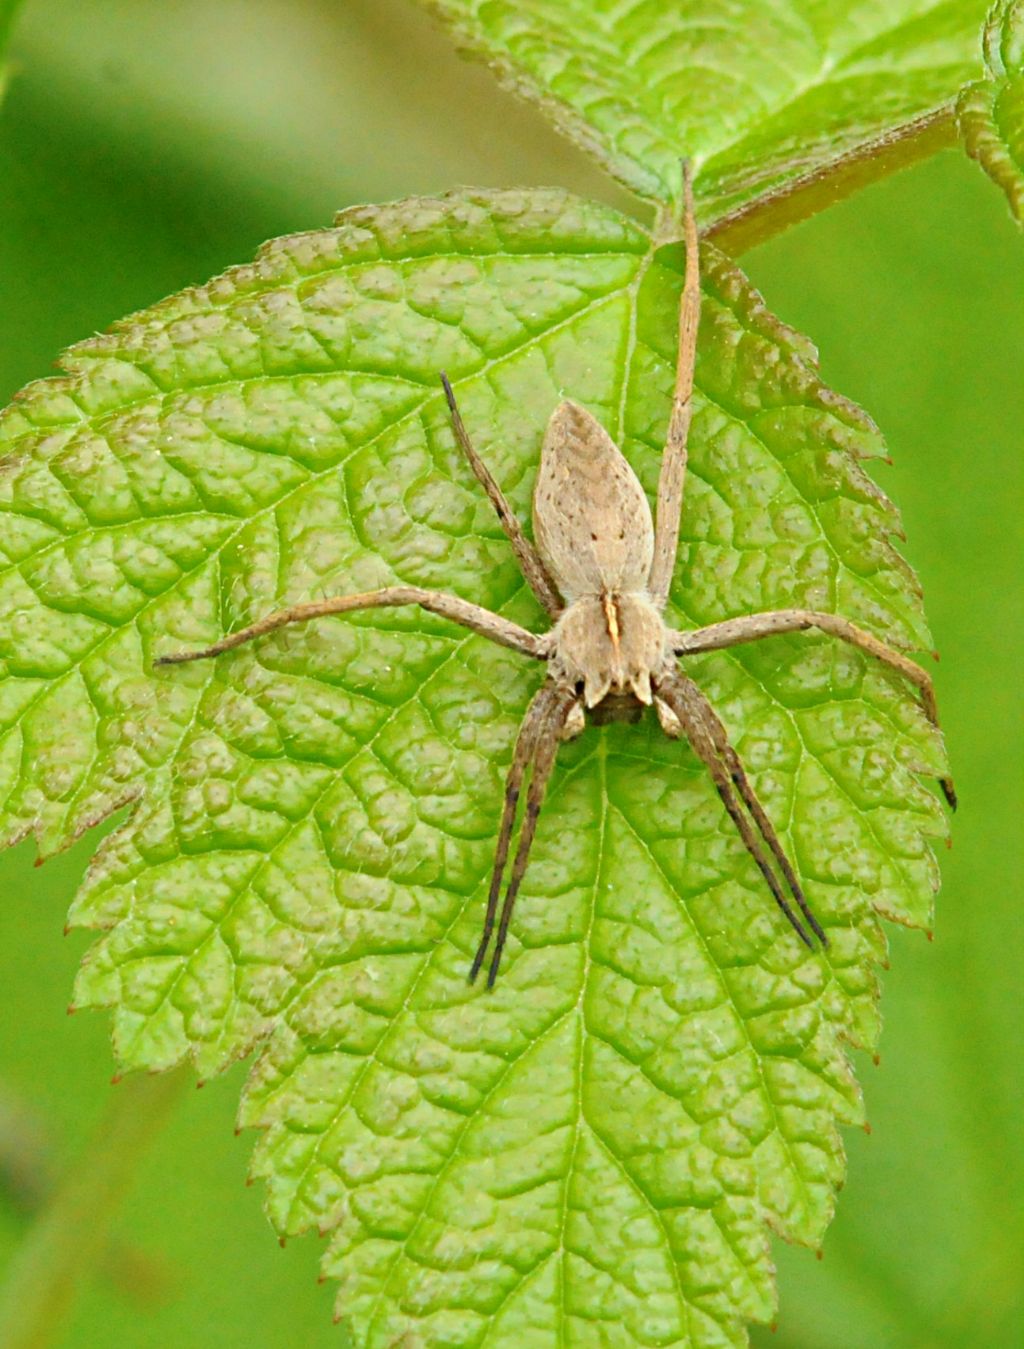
[157,170,955,987]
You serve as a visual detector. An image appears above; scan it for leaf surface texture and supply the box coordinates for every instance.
[959,0,1024,221]
[0,191,947,1345]
[424,0,989,211]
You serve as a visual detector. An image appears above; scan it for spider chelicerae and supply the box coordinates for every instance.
[157,171,956,986]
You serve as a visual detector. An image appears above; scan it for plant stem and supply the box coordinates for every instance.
[0,1068,188,1349]
[708,105,959,254]
[0,0,26,55]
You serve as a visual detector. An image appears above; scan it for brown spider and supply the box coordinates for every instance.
[157,170,955,987]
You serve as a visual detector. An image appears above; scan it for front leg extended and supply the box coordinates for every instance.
[155,586,550,665]
[672,608,956,808]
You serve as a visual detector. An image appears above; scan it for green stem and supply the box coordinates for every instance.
[0,0,26,55]
[0,0,27,107]
[708,105,959,254]
[0,1068,188,1349]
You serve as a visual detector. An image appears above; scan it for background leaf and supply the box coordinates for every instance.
[0,185,949,1344]
[958,0,1024,221]
[422,0,990,219]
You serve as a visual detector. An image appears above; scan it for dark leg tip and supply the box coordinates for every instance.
[804,911,828,947]
[469,928,493,985]
[485,944,507,987]
[940,778,958,812]
[791,918,813,950]
[155,651,201,666]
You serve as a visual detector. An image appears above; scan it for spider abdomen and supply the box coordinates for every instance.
[533,400,654,600]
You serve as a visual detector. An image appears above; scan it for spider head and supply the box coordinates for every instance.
[550,591,669,709]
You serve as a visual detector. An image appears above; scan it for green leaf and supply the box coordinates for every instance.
[0,191,947,1345]
[958,0,1024,221]
[421,0,990,221]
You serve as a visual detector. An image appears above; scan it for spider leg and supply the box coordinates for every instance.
[655,670,817,949]
[154,586,548,665]
[672,608,957,808]
[469,682,560,982]
[440,373,564,619]
[666,670,826,945]
[485,687,578,987]
[648,160,702,611]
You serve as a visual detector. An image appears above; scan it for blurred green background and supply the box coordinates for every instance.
[0,2,1020,1346]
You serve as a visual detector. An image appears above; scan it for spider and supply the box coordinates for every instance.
[157,170,956,987]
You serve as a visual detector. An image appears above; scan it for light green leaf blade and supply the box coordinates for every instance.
[423,0,989,220]
[959,0,1024,221]
[0,191,947,1345]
